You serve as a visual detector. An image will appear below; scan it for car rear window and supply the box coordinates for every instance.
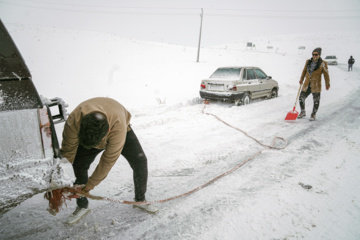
[210,68,241,80]
[0,79,43,111]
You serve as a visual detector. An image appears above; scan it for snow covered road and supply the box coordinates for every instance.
[1,77,360,240]
[1,25,360,239]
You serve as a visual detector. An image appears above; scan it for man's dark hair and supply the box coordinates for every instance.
[79,112,109,149]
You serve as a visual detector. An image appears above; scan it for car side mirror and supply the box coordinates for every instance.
[267,76,272,79]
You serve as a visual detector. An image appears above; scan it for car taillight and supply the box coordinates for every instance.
[201,84,206,89]
[230,86,237,91]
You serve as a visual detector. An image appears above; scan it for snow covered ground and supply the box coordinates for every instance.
[1,24,360,239]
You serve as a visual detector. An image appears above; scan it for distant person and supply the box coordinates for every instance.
[298,47,330,121]
[348,56,355,71]
[60,97,158,225]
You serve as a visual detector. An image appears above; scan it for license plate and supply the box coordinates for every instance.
[209,84,224,91]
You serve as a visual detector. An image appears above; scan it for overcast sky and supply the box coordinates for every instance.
[1,0,360,46]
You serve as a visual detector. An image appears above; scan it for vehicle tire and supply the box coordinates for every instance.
[241,93,251,105]
[270,88,278,98]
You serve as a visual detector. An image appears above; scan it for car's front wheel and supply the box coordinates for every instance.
[270,88,278,98]
[241,93,251,105]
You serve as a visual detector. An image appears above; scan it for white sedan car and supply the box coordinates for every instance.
[324,55,338,65]
[200,67,279,105]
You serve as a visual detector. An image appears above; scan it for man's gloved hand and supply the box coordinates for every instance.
[68,185,90,198]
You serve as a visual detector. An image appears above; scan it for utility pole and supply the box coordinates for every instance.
[196,8,203,62]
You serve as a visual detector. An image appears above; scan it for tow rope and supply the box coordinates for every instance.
[45,103,287,214]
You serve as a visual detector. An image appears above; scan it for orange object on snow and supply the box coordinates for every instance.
[285,84,303,120]
[44,188,69,215]
[44,186,87,215]
[285,107,299,120]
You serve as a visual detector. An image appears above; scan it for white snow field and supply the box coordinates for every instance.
[0,24,360,240]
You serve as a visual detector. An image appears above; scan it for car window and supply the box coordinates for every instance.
[210,68,241,80]
[254,69,267,79]
[245,69,256,80]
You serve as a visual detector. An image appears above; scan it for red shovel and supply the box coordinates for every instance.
[285,84,303,120]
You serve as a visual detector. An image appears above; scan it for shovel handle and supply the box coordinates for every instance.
[294,83,303,108]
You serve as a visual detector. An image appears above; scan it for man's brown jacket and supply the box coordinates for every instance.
[61,97,131,190]
[300,58,330,93]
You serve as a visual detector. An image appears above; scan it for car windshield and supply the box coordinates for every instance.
[210,68,241,80]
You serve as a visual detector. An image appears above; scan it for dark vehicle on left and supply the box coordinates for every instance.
[0,19,68,215]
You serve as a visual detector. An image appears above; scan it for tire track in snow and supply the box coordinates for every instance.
[286,87,360,146]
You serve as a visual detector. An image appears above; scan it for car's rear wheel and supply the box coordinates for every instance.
[242,93,251,105]
[270,88,278,98]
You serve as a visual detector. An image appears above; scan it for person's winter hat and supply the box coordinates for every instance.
[312,47,322,56]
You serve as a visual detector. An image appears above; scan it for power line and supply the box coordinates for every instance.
[205,7,360,13]
[0,1,199,16]
[207,14,360,19]
[0,0,200,11]
[2,0,360,12]
[1,0,360,19]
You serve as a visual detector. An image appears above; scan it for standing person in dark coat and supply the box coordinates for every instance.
[348,56,355,71]
[298,47,330,121]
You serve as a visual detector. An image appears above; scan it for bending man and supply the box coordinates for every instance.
[60,97,158,225]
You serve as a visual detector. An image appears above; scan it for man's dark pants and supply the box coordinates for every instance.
[348,64,353,71]
[299,84,321,114]
[72,127,148,208]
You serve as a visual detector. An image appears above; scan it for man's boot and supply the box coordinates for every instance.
[133,200,159,214]
[66,207,91,225]
[310,112,316,121]
[298,110,306,119]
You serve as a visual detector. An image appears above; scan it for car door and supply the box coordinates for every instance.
[254,68,271,97]
[242,68,262,98]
